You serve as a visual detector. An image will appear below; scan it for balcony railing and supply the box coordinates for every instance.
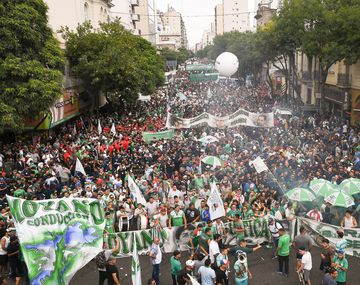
[337,73,351,86]
[302,71,310,81]
[131,0,139,6]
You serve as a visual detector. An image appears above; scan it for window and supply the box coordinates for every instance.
[84,2,89,21]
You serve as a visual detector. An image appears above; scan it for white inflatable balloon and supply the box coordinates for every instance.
[215,52,239,77]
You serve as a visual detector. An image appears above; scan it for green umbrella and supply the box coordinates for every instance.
[309,178,338,197]
[285,188,316,202]
[339,178,360,196]
[201,156,223,167]
[325,191,355,208]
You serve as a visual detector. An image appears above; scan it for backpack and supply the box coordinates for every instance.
[95,251,107,268]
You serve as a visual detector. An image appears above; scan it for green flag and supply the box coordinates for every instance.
[142,129,175,143]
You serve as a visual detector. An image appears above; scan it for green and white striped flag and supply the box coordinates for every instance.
[142,130,175,143]
[132,234,142,285]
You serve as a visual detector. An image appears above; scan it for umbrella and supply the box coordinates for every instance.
[197,135,219,144]
[201,156,223,167]
[285,188,316,202]
[309,178,338,197]
[325,191,355,208]
[339,178,360,196]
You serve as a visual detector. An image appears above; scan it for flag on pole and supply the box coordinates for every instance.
[75,158,86,176]
[127,176,147,205]
[208,183,225,220]
[97,120,102,135]
[251,156,268,173]
[132,234,142,285]
[73,124,77,135]
[111,123,117,136]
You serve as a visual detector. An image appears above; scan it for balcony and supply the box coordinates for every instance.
[132,14,140,21]
[337,73,351,87]
[131,0,139,6]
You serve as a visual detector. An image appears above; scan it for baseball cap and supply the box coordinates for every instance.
[337,249,345,254]
[186,260,195,267]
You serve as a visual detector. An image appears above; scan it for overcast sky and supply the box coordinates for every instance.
[156,0,222,48]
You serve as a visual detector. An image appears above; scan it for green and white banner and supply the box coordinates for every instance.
[166,109,274,129]
[299,217,360,258]
[142,129,175,143]
[7,196,106,285]
[105,218,271,257]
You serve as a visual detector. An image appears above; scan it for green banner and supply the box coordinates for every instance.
[185,64,214,71]
[7,196,106,285]
[189,73,219,82]
[142,129,175,143]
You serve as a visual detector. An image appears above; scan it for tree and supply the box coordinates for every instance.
[0,0,65,132]
[159,47,194,66]
[62,20,164,107]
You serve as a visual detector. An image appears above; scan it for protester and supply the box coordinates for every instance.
[215,259,229,285]
[293,226,313,271]
[7,236,23,285]
[297,246,312,285]
[106,256,121,285]
[340,210,357,228]
[234,251,252,285]
[198,259,216,285]
[320,238,335,273]
[322,267,338,285]
[177,259,194,285]
[97,238,119,285]
[170,250,182,285]
[268,217,283,259]
[275,228,291,277]
[332,249,348,285]
[149,237,162,285]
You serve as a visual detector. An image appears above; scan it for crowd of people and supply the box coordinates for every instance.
[0,66,359,285]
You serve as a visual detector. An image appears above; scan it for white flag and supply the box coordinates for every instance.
[208,183,225,220]
[75,158,86,176]
[111,123,116,136]
[132,234,142,285]
[73,124,77,135]
[97,120,102,135]
[251,156,268,173]
[188,274,201,285]
[127,176,147,205]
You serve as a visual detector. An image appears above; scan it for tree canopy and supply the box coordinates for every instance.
[61,20,164,106]
[0,0,65,132]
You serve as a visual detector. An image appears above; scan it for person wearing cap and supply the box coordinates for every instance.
[215,259,229,285]
[297,246,312,285]
[170,250,182,285]
[275,227,290,277]
[322,267,338,285]
[177,259,194,285]
[332,249,348,285]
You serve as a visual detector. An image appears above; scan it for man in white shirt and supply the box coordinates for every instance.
[209,234,221,264]
[149,237,162,285]
[297,246,312,285]
[146,196,159,219]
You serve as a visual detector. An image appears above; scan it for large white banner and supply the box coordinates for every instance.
[208,183,226,220]
[166,109,274,129]
[105,218,271,258]
[7,196,106,285]
[299,217,360,258]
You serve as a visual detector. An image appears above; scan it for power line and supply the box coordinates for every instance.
[111,11,257,18]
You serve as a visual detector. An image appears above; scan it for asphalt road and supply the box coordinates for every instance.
[69,246,360,285]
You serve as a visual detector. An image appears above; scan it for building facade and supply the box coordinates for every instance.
[156,7,188,50]
[134,0,156,44]
[45,0,113,44]
[215,4,224,36]
[111,0,140,31]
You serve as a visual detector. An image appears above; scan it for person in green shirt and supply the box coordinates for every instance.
[232,214,245,243]
[275,228,290,277]
[170,250,182,285]
[333,250,348,285]
[169,205,187,227]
